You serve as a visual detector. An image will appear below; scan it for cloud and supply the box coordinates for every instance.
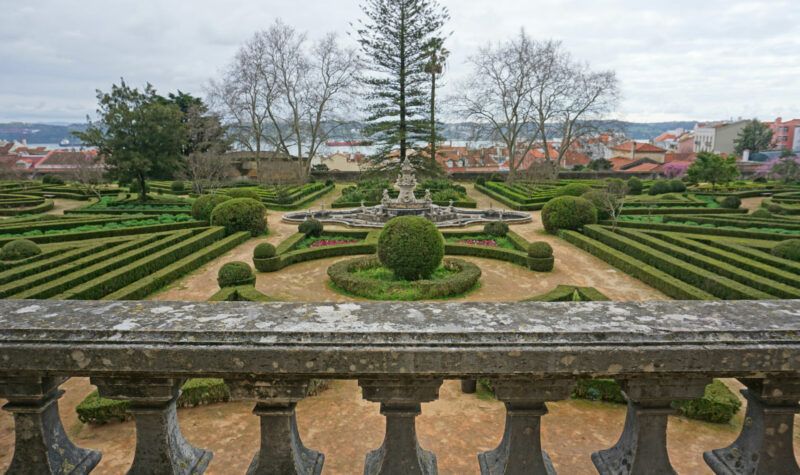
[0,0,797,123]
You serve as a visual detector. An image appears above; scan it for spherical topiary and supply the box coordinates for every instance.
[171,181,186,193]
[669,179,686,193]
[771,239,800,262]
[719,196,741,209]
[648,181,672,195]
[541,196,598,234]
[226,188,261,201]
[191,194,232,221]
[580,190,610,220]
[627,177,643,195]
[557,183,592,197]
[751,209,772,219]
[1,239,42,261]
[528,241,553,258]
[299,218,323,237]
[217,261,256,288]
[377,216,444,281]
[210,198,268,236]
[253,242,276,259]
[483,221,509,237]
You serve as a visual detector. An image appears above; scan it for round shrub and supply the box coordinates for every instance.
[751,209,772,219]
[210,198,268,237]
[299,218,324,237]
[483,221,509,237]
[627,177,643,195]
[580,190,610,220]
[377,216,444,280]
[476,177,486,186]
[217,261,256,288]
[557,183,592,197]
[668,179,686,193]
[191,194,231,221]
[324,178,334,187]
[253,242,276,259]
[1,239,42,261]
[171,181,186,193]
[768,203,784,214]
[541,196,598,234]
[771,239,800,262]
[528,242,553,258]
[42,174,65,185]
[226,189,261,201]
[718,196,741,209]
[648,181,672,195]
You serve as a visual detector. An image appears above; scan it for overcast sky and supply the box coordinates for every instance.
[1,0,798,124]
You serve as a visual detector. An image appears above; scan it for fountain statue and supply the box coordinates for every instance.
[283,160,530,228]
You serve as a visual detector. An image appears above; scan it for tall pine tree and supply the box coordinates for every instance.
[356,0,449,175]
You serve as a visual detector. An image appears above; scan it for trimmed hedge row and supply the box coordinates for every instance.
[524,285,609,302]
[208,285,273,302]
[77,379,231,424]
[0,220,207,246]
[0,199,54,216]
[610,220,792,242]
[622,207,747,216]
[255,231,379,272]
[474,183,547,210]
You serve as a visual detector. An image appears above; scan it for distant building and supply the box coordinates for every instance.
[693,120,748,155]
[652,129,686,151]
[676,132,695,154]
[766,117,800,152]
[608,141,667,163]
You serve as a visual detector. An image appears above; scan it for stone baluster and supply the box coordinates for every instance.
[0,375,101,475]
[359,377,443,475]
[704,377,800,475]
[226,377,323,475]
[478,377,574,475]
[91,377,212,475]
[592,376,710,475]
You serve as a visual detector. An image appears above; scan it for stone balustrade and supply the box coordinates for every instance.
[1,299,799,474]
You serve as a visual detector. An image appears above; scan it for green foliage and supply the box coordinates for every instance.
[672,380,742,424]
[734,119,774,155]
[191,194,231,221]
[377,216,444,280]
[226,188,261,201]
[217,261,255,288]
[527,241,553,258]
[768,157,800,184]
[686,152,739,188]
[557,183,592,197]
[476,177,486,185]
[253,242,276,259]
[573,379,626,404]
[751,209,772,219]
[524,285,609,302]
[542,196,598,233]
[170,181,186,193]
[588,158,613,171]
[74,80,186,201]
[299,218,324,237]
[718,196,742,209]
[648,181,672,195]
[208,285,273,302]
[210,198,267,236]
[626,177,643,195]
[0,239,41,261]
[41,175,65,185]
[771,239,800,261]
[483,221,509,237]
[668,179,686,193]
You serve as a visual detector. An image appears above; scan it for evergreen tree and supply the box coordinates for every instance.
[734,119,773,155]
[356,0,449,175]
[423,37,449,172]
[686,151,739,189]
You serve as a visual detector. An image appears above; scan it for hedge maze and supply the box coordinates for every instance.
[218,182,334,210]
[0,215,248,300]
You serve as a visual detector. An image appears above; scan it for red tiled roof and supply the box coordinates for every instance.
[610,141,667,153]
[664,152,696,163]
[609,156,633,170]
[624,163,662,173]
[654,133,677,142]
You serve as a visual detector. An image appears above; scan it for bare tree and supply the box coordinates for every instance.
[210,21,360,181]
[69,154,106,199]
[454,31,540,179]
[181,105,232,194]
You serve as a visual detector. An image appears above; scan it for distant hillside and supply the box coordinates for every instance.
[0,122,88,144]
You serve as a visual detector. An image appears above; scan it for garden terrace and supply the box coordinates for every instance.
[218,182,334,210]
[1,299,799,474]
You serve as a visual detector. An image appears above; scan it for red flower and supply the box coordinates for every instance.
[310,239,359,248]
[458,239,497,247]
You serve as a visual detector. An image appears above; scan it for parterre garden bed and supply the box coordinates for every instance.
[217,182,334,210]
[333,178,476,208]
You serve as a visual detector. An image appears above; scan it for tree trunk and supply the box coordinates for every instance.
[138,173,147,202]
[430,63,436,171]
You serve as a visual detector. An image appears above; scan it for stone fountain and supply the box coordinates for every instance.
[283,160,531,228]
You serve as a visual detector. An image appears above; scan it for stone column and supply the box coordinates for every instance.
[91,377,212,475]
[0,375,101,475]
[478,377,574,475]
[704,377,800,475]
[226,378,323,475]
[359,377,443,475]
[592,376,710,475]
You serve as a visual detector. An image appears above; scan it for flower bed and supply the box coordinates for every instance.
[458,239,497,247]
[309,239,360,248]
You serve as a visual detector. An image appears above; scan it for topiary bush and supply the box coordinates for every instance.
[541,196,598,234]
[671,380,742,424]
[627,177,643,195]
[377,216,444,280]
[42,174,65,185]
[253,242,276,259]
[557,183,592,197]
[210,198,268,236]
[226,188,261,201]
[750,209,772,219]
[192,194,232,221]
[771,239,800,261]
[483,221,509,237]
[718,196,741,209]
[528,241,553,258]
[527,241,554,271]
[668,179,686,193]
[217,261,256,288]
[299,218,324,237]
[1,239,42,261]
[476,177,486,186]
[648,181,672,195]
[581,189,610,220]
[171,181,186,193]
